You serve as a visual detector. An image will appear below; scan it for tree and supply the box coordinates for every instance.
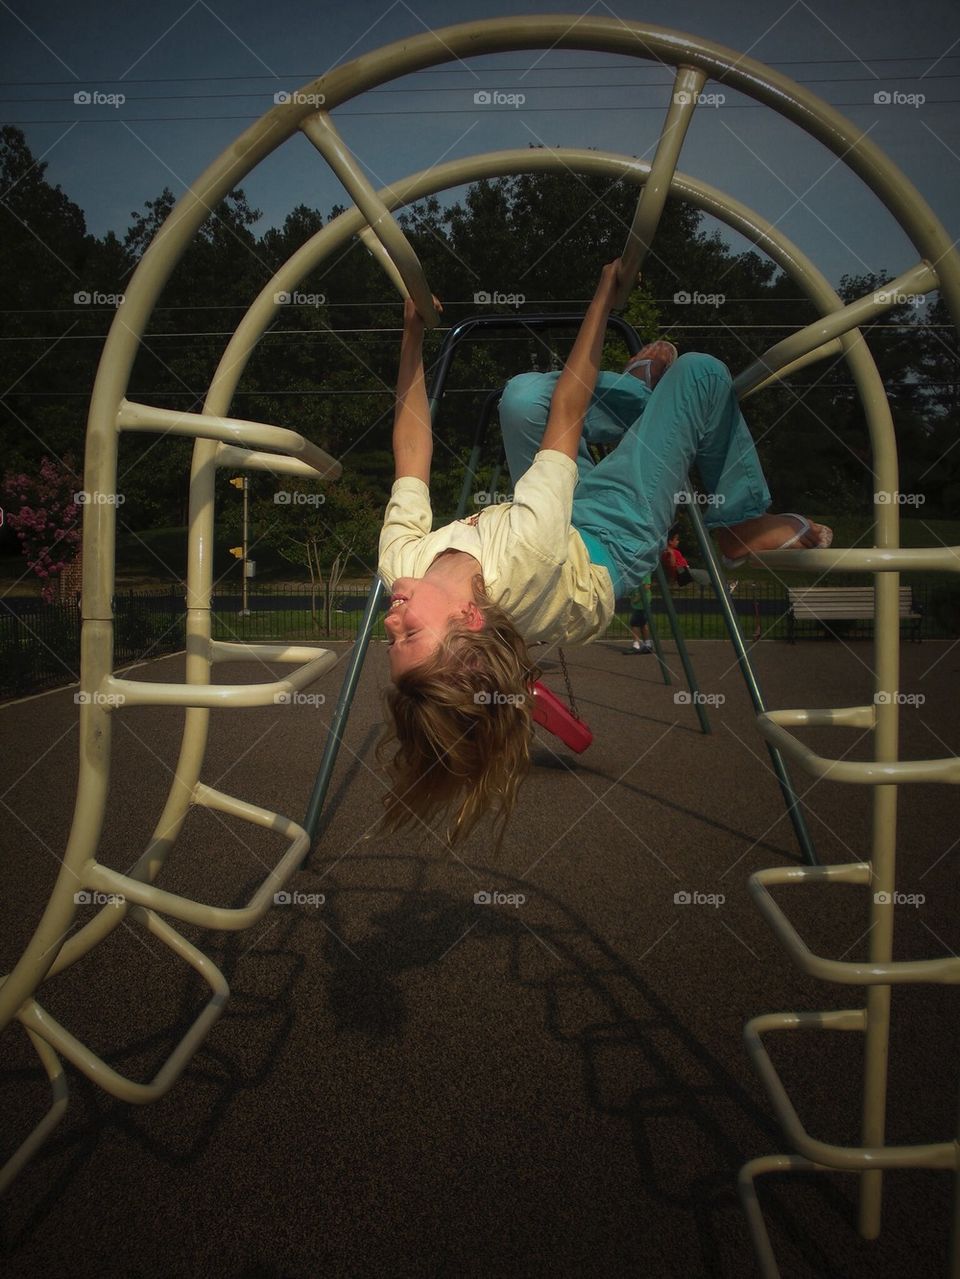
[2,456,82,600]
[245,474,380,630]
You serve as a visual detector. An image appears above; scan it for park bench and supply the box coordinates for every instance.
[787,585,922,643]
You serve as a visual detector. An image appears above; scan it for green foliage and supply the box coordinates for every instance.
[3,124,958,551]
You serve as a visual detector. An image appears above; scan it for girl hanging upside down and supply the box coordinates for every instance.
[377,259,832,842]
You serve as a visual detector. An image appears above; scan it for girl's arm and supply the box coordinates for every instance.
[392,296,440,483]
[539,259,623,462]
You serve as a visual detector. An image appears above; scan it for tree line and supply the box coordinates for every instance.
[1,123,956,591]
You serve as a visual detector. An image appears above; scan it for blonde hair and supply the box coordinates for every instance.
[379,580,540,846]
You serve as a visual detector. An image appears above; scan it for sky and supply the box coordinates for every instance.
[1,0,959,296]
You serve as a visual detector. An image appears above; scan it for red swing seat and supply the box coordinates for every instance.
[530,680,593,753]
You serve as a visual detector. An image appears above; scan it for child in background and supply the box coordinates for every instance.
[629,583,654,653]
[378,260,831,841]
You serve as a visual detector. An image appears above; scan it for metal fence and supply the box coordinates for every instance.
[1,579,956,701]
[1,589,186,701]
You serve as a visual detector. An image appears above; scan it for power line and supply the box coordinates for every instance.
[2,55,958,86]
[7,99,960,125]
[4,71,959,105]
[0,323,947,342]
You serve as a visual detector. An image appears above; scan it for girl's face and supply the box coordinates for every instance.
[384,577,472,678]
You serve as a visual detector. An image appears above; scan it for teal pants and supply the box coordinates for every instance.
[498,354,771,594]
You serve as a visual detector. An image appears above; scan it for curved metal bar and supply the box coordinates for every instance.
[118,401,341,479]
[735,261,939,397]
[615,64,705,309]
[744,1011,958,1168]
[740,339,843,400]
[4,15,958,1222]
[301,111,438,326]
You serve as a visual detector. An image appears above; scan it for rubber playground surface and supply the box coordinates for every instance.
[1,636,957,1278]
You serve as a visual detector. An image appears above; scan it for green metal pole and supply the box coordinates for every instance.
[303,577,384,841]
[684,494,819,866]
[654,563,710,733]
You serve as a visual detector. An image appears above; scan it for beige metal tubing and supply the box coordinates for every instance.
[0,136,926,1118]
[117,400,341,479]
[77,785,311,933]
[740,339,843,400]
[20,906,229,1104]
[102,647,337,708]
[750,544,960,574]
[739,1153,835,1279]
[756,713,960,784]
[735,261,939,397]
[614,64,705,309]
[748,864,960,984]
[300,112,439,326]
[3,17,957,1228]
[0,1030,69,1195]
[214,444,328,478]
[745,1011,958,1170]
[358,225,410,299]
[209,641,335,664]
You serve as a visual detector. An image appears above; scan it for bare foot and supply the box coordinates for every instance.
[715,513,832,563]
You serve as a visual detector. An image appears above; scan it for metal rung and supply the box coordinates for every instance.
[745,1009,958,1170]
[215,444,331,478]
[757,713,960,785]
[85,789,311,931]
[735,259,938,397]
[102,648,337,709]
[740,339,843,399]
[750,544,960,574]
[0,1029,69,1194]
[301,111,439,326]
[118,399,341,480]
[209,641,337,665]
[749,863,960,984]
[615,64,705,309]
[16,906,229,1106]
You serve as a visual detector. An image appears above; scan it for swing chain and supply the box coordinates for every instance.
[557,647,580,721]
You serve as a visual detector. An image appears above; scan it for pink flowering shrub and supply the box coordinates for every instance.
[2,456,82,602]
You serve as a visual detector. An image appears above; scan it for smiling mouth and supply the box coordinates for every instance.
[388,595,408,610]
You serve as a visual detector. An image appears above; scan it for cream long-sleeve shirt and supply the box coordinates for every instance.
[377,449,615,645]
